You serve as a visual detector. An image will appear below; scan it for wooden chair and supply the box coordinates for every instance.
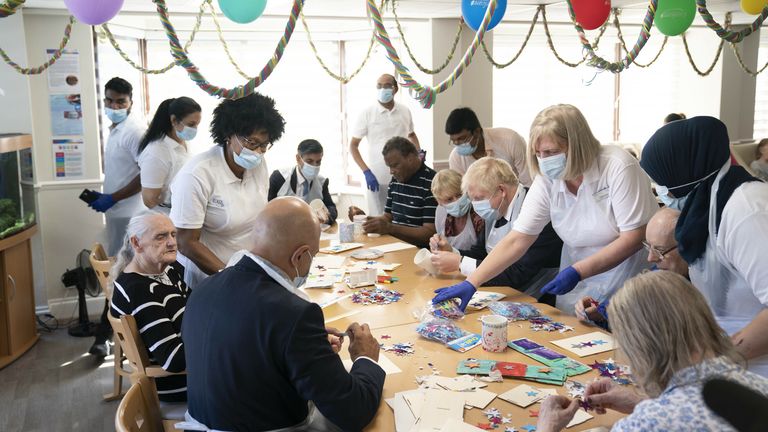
[90,242,132,402]
[115,375,182,432]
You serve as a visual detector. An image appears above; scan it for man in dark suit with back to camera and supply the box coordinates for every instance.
[182,197,385,431]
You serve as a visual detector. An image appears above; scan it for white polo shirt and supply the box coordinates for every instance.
[449,127,532,187]
[513,145,658,237]
[103,115,146,218]
[170,145,268,279]
[138,135,190,209]
[351,102,415,184]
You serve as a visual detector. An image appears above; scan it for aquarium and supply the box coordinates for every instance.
[0,134,36,240]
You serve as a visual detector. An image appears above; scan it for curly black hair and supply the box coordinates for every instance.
[105,77,133,99]
[210,93,286,148]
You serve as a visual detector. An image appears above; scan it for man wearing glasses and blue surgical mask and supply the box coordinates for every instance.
[349,74,421,216]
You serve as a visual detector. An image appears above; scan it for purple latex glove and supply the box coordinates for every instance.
[363,169,379,192]
[541,266,582,295]
[432,280,476,312]
[89,193,116,213]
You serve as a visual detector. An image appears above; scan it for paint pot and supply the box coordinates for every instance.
[413,248,439,276]
[481,314,508,352]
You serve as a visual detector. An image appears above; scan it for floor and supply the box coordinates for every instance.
[0,327,122,432]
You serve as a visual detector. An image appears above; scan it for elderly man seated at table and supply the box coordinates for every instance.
[110,211,189,403]
[348,136,437,248]
[536,270,768,432]
[182,197,385,432]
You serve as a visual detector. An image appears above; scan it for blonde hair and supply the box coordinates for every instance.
[527,104,601,180]
[431,169,463,201]
[608,271,742,397]
[461,157,519,194]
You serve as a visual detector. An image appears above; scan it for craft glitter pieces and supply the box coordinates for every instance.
[528,316,574,333]
[481,408,505,428]
[428,299,465,319]
[416,318,469,344]
[565,380,586,399]
[350,287,403,305]
[589,359,634,385]
[487,302,541,321]
[380,342,414,356]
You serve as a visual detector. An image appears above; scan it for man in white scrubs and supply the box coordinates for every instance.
[349,74,420,215]
[444,107,531,187]
[90,77,146,256]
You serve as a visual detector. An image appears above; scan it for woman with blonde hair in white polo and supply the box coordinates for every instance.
[535,270,768,431]
[433,104,658,313]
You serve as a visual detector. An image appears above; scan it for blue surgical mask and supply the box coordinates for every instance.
[176,125,197,141]
[654,169,719,211]
[105,107,128,124]
[537,153,567,180]
[293,250,313,288]
[378,88,394,104]
[232,137,263,170]
[301,162,320,180]
[472,190,501,221]
[456,143,477,156]
[658,192,688,211]
[444,194,471,218]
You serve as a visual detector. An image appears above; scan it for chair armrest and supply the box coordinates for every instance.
[145,366,187,378]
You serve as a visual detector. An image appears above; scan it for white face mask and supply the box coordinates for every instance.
[471,189,502,221]
[378,88,394,104]
[176,125,197,141]
[232,136,263,170]
[292,250,313,288]
[301,162,320,180]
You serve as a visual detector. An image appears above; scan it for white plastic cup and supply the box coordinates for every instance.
[481,314,508,353]
[339,222,355,243]
[353,214,367,241]
[413,248,439,276]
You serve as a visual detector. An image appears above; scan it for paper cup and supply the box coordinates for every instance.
[413,248,439,276]
[339,222,355,243]
[309,199,326,212]
[481,314,508,353]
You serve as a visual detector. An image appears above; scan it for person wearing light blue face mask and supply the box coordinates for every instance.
[138,96,202,213]
[445,107,532,187]
[349,74,421,216]
[429,169,486,252]
[170,93,286,288]
[433,105,659,315]
[268,139,338,225]
[430,158,563,308]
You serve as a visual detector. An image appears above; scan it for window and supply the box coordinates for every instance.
[754,30,768,140]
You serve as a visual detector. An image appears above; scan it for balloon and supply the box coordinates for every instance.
[461,0,507,32]
[571,0,611,31]
[219,0,268,24]
[741,0,768,15]
[63,0,124,25]
[654,0,696,36]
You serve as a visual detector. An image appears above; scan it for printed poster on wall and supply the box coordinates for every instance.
[46,49,80,93]
[49,94,83,136]
[52,138,84,179]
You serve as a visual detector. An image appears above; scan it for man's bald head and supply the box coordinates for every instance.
[645,208,688,277]
[251,197,320,277]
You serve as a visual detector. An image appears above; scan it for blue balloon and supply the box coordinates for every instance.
[462,0,507,32]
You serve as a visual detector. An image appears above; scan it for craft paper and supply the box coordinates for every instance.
[457,359,497,375]
[411,390,466,432]
[345,261,401,272]
[566,409,594,428]
[440,419,487,432]
[392,391,423,432]
[312,255,348,269]
[319,243,364,254]
[551,331,615,357]
[495,362,528,377]
[375,242,417,253]
[497,384,546,408]
[507,341,591,377]
[303,271,344,289]
[510,338,544,351]
[466,291,506,310]
[418,375,487,391]
[342,354,401,375]
[523,365,567,385]
[529,347,566,361]
[446,334,482,353]
[462,388,498,409]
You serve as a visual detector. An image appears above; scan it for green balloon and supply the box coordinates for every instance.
[219,0,268,24]
[654,0,696,36]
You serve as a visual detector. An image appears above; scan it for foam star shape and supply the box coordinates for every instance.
[529,410,539,417]
[526,391,539,397]
[538,367,551,374]
[582,341,595,347]
[465,362,481,369]
[521,424,537,432]
[589,361,603,370]
[476,423,494,430]
[592,339,607,345]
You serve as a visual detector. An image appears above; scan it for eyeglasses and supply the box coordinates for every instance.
[642,241,678,261]
[239,136,272,151]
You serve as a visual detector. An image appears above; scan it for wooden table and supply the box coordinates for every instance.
[306,234,624,431]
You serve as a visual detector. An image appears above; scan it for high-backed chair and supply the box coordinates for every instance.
[89,243,131,402]
[115,375,182,432]
[731,141,759,177]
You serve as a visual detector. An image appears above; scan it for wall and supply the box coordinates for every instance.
[720,27,760,142]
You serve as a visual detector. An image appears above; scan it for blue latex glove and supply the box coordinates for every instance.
[432,280,476,312]
[363,169,379,192]
[89,193,116,212]
[540,266,582,295]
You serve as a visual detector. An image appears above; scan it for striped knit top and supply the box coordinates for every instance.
[385,162,438,228]
[110,261,189,402]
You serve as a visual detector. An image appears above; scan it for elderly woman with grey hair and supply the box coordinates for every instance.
[536,270,768,431]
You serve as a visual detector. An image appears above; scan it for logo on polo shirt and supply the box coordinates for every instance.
[210,196,225,208]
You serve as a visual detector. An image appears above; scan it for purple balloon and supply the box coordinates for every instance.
[64,0,125,25]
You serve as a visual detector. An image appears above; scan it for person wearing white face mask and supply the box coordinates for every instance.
[138,96,202,214]
[170,93,286,288]
[349,74,421,215]
[268,139,338,225]
[445,107,531,187]
[432,105,658,314]
[181,197,385,432]
[431,158,562,305]
[430,169,485,251]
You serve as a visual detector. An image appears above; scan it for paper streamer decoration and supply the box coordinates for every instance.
[654,0,695,36]
[462,0,507,31]
[696,0,768,43]
[63,0,124,25]
[570,0,611,30]
[219,0,267,24]
[741,0,768,15]
[0,0,26,18]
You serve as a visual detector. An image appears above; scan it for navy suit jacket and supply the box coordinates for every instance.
[183,257,385,431]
